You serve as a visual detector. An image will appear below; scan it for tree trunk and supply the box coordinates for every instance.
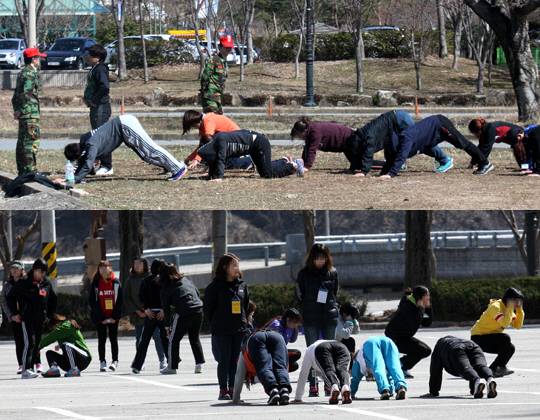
[246,1,256,64]
[414,60,421,91]
[112,0,128,80]
[138,0,149,84]
[437,0,448,58]
[118,210,144,285]
[452,16,463,70]
[477,62,485,94]
[405,211,435,288]
[302,210,316,252]
[212,211,228,272]
[355,30,364,93]
[272,11,278,38]
[295,33,303,79]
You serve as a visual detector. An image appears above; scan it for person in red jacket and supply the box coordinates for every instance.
[89,260,123,373]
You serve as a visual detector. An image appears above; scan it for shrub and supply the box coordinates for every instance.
[431,277,540,322]
[115,39,197,68]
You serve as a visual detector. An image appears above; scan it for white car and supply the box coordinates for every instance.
[0,38,26,69]
[104,35,172,66]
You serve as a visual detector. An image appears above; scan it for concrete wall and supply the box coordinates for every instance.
[1,70,87,90]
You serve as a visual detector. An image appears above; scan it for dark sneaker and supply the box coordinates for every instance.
[308,384,319,397]
[380,389,392,400]
[324,385,331,397]
[341,386,352,404]
[168,166,188,181]
[403,369,414,379]
[473,379,485,399]
[218,389,231,400]
[396,387,406,400]
[65,368,81,377]
[474,162,494,175]
[227,388,234,399]
[329,385,340,405]
[42,367,61,378]
[279,388,290,406]
[487,379,497,398]
[493,366,514,378]
[268,388,280,406]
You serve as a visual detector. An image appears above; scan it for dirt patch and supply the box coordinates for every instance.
[0,146,537,210]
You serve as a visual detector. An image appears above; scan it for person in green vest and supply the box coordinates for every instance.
[200,35,234,114]
[39,315,92,378]
[11,47,45,175]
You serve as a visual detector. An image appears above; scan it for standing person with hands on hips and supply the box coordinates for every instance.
[385,286,433,378]
[296,243,339,397]
[89,260,123,373]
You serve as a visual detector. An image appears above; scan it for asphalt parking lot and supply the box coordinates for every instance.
[0,326,539,420]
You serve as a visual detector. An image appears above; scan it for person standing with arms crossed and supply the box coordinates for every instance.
[200,35,234,114]
[11,48,46,175]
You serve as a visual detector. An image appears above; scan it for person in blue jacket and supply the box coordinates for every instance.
[380,115,494,178]
[351,336,407,401]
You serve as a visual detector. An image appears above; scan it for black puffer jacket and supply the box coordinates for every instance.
[8,273,57,324]
[385,295,433,339]
[161,277,203,326]
[295,266,339,325]
[204,277,250,335]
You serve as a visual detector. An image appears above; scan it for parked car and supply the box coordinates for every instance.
[105,34,173,66]
[44,37,96,70]
[0,38,26,69]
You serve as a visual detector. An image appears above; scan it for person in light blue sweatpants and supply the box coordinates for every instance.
[351,336,407,400]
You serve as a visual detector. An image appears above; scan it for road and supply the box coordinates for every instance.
[0,325,538,420]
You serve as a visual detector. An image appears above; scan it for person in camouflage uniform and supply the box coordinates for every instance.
[200,35,234,114]
[11,48,45,175]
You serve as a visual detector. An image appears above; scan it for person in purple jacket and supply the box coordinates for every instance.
[264,308,303,372]
[380,115,494,179]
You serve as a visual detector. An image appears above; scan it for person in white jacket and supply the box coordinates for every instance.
[335,302,360,353]
[294,340,352,405]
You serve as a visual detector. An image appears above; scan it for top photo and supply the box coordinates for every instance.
[1,0,540,210]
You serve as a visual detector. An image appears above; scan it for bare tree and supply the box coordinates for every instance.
[103,0,128,80]
[119,210,144,285]
[436,0,448,58]
[405,210,435,288]
[462,7,495,94]
[226,0,257,81]
[501,211,540,271]
[291,0,307,80]
[189,0,207,80]
[14,0,45,46]
[465,0,540,121]
[302,210,316,252]
[444,0,465,70]
[212,211,228,271]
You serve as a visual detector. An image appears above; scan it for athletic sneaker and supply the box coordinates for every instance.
[95,167,114,176]
[473,379,485,399]
[341,384,352,404]
[109,361,118,372]
[132,368,140,374]
[159,360,168,371]
[168,166,188,181]
[324,385,332,397]
[42,366,61,378]
[487,378,498,398]
[194,364,203,374]
[402,369,414,379]
[396,386,407,400]
[218,389,231,400]
[279,388,290,405]
[100,361,107,372]
[34,363,43,373]
[21,369,39,379]
[267,388,280,406]
[308,384,319,397]
[17,365,23,375]
[435,157,454,173]
[65,368,81,377]
[493,366,514,378]
[380,389,392,400]
[329,384,340,405]
[294,158,305,177]
[474,162,494,175]
[160,367,177,375]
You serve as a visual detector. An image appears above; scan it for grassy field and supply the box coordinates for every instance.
[1,145,538,210]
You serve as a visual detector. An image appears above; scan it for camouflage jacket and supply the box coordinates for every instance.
[12,65,41,120]
[200,53,228,96]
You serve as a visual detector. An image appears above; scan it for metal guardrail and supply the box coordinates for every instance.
[3,231,520,277]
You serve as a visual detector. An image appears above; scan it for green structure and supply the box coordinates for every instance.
[0,0,108,39]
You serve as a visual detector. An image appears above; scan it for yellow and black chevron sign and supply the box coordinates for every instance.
[42,242,57,279]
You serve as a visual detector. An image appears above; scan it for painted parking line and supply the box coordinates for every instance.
[371,402,540,409]
[321,405,409,420]
[112,374,200,391]
[100,409,312,419]
[35,407,101,420]
[509,367,540,373]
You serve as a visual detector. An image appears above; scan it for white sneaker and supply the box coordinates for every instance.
[21,369,39,379]
[159,360,168,371]
[100,361,107,372]
[194,364,203,374]
[95,167,114,176]
[109,361,118,372]
[17,365,23,374]
[160,367,177,375]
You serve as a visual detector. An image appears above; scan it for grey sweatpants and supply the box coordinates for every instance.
[119,115,184,174]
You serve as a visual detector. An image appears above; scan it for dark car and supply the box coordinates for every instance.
[44,37,96,70]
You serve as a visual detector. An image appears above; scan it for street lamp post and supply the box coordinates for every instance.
[304,0,316,107]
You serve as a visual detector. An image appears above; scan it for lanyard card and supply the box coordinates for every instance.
[105,299,114,310]
[232,297,241,315]
[317,288,328,304]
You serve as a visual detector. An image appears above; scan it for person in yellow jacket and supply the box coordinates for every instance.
[470,287,524,378]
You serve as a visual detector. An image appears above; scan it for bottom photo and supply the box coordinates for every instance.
[0,210,538,420]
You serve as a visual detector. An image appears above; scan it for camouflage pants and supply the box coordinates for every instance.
[201,92,223,115]
[16,118,40,175]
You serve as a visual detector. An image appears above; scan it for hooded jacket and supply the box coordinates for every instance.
[8,272,57,324]
[161,276,203,326]
[204,277,250,335]
[385,295,432,340]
